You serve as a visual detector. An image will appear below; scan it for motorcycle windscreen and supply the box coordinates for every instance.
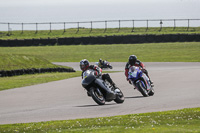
[128,66,143,80]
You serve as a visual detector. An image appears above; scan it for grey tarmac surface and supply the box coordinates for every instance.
[0,62,200,124]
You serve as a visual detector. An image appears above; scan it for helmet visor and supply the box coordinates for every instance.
[80,64,85,70]
[129,60,136,65]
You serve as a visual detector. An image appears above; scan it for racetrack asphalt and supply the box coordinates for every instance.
[0,62,200,124]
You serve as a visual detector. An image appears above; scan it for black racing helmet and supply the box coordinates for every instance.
[128,55,137,66]
[80,59,89,71]
[99,58,104,64]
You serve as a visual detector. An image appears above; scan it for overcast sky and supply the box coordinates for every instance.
[0,0,199,24]
[1,0,199,6]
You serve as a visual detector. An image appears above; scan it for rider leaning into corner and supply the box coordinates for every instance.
[80,59,118,95]
[98,58,104,68]
[125,55,154,86]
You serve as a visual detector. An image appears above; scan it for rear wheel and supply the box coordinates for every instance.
[136,82,149,97]
[90,88,105,105]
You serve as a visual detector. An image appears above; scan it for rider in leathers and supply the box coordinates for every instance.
[98,58,104,68]
[125,55,153,85]
[80,59,117,95]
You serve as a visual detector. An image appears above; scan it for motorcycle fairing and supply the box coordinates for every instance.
[128,67,143,81]
[95,79,116,100]
[82,74,96,88]
[141,74,151,91]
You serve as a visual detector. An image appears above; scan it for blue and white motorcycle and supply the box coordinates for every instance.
[128,66,155,97]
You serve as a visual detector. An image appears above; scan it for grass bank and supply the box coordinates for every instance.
[0,107,199,132]
[1,27,200,40]
[0,54,77,91]
[0,54,72,71]
[0,72,81,91]
[0,42,200,62]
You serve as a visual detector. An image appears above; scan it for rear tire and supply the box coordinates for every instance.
[136,82,149,97]
[90,88,105,105]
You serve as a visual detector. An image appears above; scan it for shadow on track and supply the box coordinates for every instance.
[125,96,144,99]
[75,103,117,108]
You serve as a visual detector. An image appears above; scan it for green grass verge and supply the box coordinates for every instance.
[0,107,199,133]
[0,27,200,40]
[0,71,81,91]
[0,42,200,62]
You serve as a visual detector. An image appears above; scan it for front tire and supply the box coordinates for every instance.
[136,82,149,97]
[114,88,125,104]
[148,88,155,96]
[90,88,105,105]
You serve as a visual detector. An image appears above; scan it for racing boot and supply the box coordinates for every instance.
[112,83,117,89]
[103,73,117,89]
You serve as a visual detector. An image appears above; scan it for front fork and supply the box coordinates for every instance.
[131,79,149,91]
[130,80,138,90]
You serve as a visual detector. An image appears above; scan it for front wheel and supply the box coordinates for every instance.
[136,82,149,97]
[114,88,125,104]
[90,87,105,105]
[148,88,155,96]
[109,65,113,69]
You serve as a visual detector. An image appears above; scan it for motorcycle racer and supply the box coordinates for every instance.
[125,55,153,85]
[98,58,104,68]
[80,59,118,94]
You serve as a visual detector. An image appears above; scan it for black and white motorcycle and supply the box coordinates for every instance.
[82,69,124,105]
[96,60,113,69]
